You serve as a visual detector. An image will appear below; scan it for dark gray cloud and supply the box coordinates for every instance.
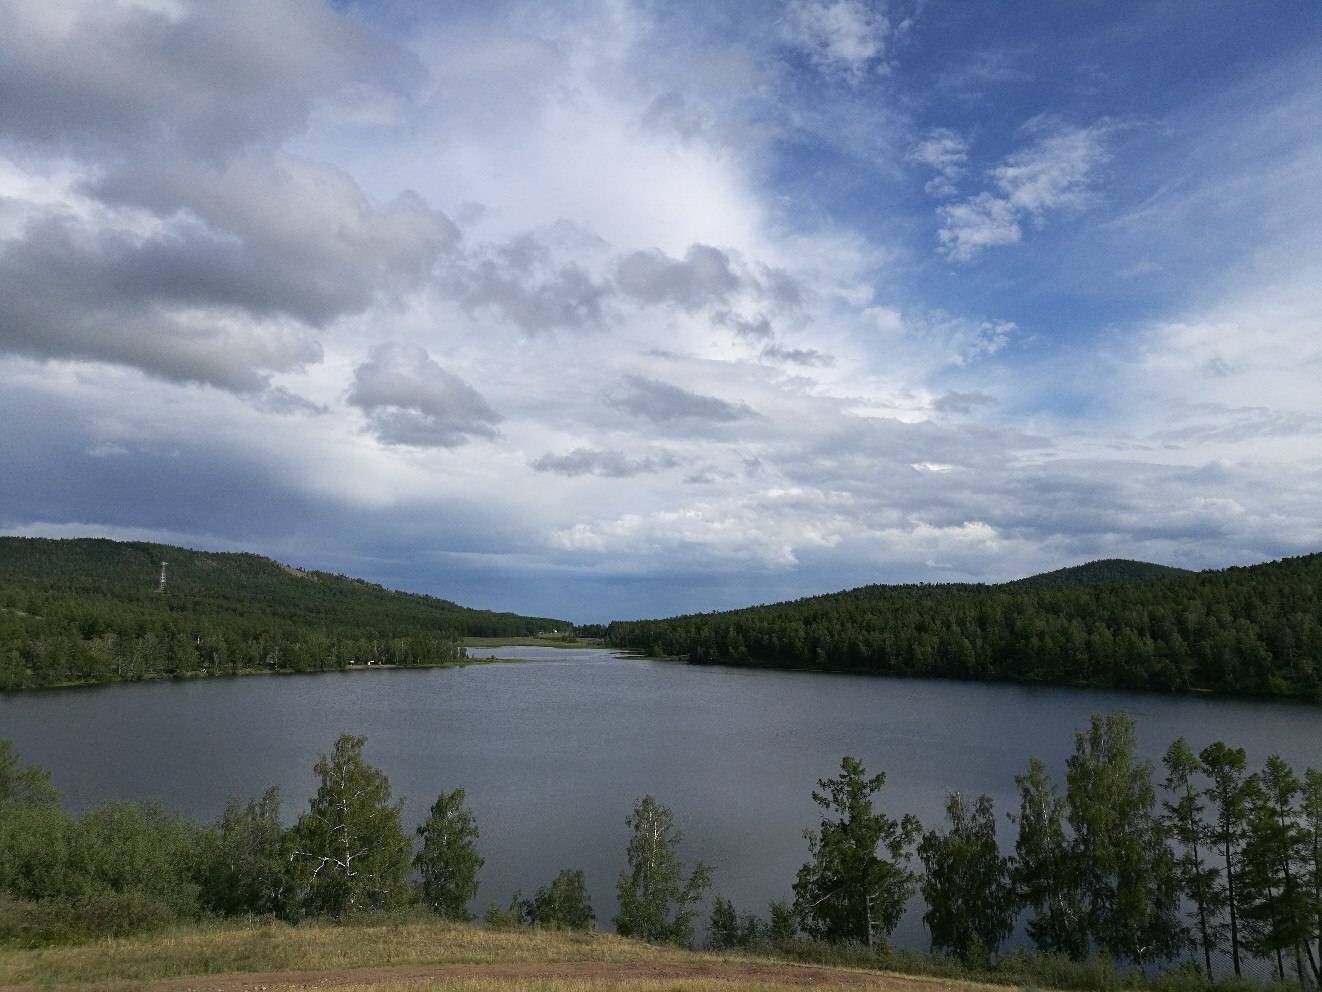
[614,244,740,311]
[640,92,712,141]
[89,156,458,324]
[607,375,756,422]
[444,226,610,333]
[0,215,323,391]
[761,344,834,367]
[531,448,678,478]
[932,391,996,414]
[713,311,773,340]
[348,343,500,447]
[0,0,411,155]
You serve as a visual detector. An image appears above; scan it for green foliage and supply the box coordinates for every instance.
[288,735,412,918]
[707,895,767,949]
[1161,737,1220,976]
[1012,757,1087,959]
[1239,755,1310,981]
[0,536,571,689]
[414,787,483,921]
[206,787,294,918]
[918,792,1015,963]
[606,552,1322,699]
[793,756,920,946]
[523,868,595,930]
[1200,741,1252,977]
[1064,712,1183,966]
[0,740,59,806]
[613,795,711,946]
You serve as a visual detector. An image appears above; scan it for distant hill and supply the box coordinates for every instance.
[1007,558,1194,588]
[606,553,1322,700]
[0,537,570,689]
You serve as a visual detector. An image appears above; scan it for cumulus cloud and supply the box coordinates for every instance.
[445,222,611,333]
[0,0,409,155]
[938,121,1112,260]
[0,212,324,391]
[784,0,898,81]
[531,447,679,478]
[614,244,741,311]
[909,128,969,198]
[347,343,500,447]
[608,375,756,422]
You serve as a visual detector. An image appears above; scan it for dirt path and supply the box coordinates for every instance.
[20,961,980,992]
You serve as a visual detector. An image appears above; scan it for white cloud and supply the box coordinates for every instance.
[938,121,1113,261]
[347,343,500,448]
[909,127,969,198]
[784,0,894,82]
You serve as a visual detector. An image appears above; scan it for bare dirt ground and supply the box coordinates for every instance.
[17,961,984,992]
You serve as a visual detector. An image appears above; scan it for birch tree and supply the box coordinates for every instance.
[614,795,711,945]
[414,786,483,920]
[289,734,411,917]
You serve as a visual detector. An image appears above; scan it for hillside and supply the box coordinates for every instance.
[606,553,1322,699]
[0,915,1020,992]
[0,537,570,690]
[1007,557,1193,588]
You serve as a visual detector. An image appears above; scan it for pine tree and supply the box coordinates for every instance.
[1240,756,1310,983]
[793,756,920,947]
[1161,737,1221,976]
[1200,741,1253,977]
[288,735,411,917]
[614,795,711,945]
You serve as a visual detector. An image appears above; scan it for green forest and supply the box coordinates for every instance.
[3,715,1321,989]
[0,537,570,690]
[606,554,1322,700]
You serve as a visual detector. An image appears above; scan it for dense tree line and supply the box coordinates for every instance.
[607,553,1322,700]
[5,715,1322,987]
[0,537,571,689]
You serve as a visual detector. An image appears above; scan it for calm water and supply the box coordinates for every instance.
[2,648,1320,950]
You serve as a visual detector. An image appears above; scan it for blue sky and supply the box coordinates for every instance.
[1,0,1319,622]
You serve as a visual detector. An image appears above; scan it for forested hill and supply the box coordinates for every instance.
[1007,558,1193,587]
[606,553,1322,700]
[0,537,570,690]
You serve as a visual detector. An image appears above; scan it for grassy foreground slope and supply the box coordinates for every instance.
[607,553,1322,699]
[0,537,571,689]
[0,916,1012,992]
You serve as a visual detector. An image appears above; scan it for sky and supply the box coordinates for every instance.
[1,0,1320,623]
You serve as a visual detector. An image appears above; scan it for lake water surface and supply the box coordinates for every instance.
[2,647,1320,950]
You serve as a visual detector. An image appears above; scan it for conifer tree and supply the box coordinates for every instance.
[1200,741,1253,976]
[1161,737,1220,975]
[793,756,920,947]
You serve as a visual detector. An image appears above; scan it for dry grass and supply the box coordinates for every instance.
[0,918,706,986]
[0,918,1022,992]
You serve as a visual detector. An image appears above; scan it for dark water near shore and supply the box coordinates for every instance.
[2,647,1320,953]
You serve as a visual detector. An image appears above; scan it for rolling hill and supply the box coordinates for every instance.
[0,537,570,689]
[606,553,1322,699]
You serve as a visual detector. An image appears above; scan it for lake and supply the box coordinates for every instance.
[2,647,1320,954]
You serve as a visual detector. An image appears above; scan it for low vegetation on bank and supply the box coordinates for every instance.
[3,713,1320,990]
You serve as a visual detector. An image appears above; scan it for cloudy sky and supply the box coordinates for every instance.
[2,0,1319,622]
